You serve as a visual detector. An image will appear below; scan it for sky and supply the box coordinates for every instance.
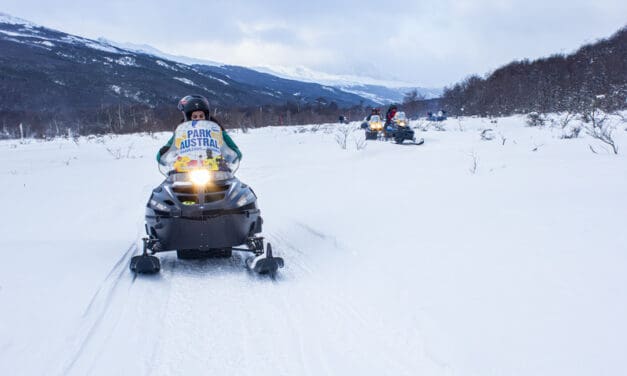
[2,0,626,87]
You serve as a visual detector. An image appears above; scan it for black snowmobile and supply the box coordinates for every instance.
[130,123,284,276]
[361,114,385,140]
[385,111,424,145]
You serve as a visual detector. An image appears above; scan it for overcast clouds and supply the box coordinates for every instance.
[3,0,626,87]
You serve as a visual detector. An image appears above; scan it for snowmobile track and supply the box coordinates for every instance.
[58,242,177,376]
[59,243,137,375]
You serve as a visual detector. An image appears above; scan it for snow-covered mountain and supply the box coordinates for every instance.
[255,64,442,102]
[0,11,376,119]
[99,37,442,104]
[97,38,223,67]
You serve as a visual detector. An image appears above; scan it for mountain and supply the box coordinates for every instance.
[0,12,375,120]
[102,39,442,104]
[253,65,442,103]
[336,84,442,104]
[192,65,378,107]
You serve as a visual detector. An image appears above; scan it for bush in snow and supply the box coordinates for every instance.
[414,118,430,131]
[334,125,351,150]
[561,123,583,139]
[526,112,546,127]
[432,121,446,131]
[105,143,141,159]
[579,107,618,154]
[354,133,367,151]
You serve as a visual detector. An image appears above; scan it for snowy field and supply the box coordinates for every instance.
[1,114,626,376]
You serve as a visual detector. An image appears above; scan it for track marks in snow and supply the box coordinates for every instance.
[57,243,176,376]
[55,223,446,375]
[58,243,136,375]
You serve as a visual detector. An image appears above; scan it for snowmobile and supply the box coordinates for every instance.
[427,110,447,122]
[361,114,385,140]
[385,111,424,145]
[130,121,284,276]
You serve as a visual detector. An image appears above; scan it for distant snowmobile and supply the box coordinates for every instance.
[385,112,424,145]
[130,120,284,276]
[427,110,447,121]
[361,114,385,140]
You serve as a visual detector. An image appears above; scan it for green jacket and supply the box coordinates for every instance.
[156,130,242,164]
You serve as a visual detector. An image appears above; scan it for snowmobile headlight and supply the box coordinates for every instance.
[189,169,211,186]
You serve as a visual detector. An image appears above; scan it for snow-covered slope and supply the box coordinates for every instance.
[97,38,223,67]
[93,37,441,103]
[255,64,442,102]
[0,12,373,110]
[1,115,626,375]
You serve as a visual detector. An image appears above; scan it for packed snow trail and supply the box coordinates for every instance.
[1,116,626,375]
[57,223,446,376]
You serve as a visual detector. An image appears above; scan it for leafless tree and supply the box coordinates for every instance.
[583,107,618,154]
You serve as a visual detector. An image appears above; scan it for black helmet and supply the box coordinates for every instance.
[177,95,210,121]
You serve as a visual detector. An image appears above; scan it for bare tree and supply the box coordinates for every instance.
[583,107,618,154]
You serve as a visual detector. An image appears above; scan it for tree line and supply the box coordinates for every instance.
[436,26,626,117]
[0,100,376,139]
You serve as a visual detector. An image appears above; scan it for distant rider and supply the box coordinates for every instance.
[156,95,242,165]
[366,108,381,121]
[384,104,398,137]
[385,104,398,125]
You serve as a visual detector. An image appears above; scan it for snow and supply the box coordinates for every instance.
[0,29,27,37]
[97,38,223,67]
[0,115,626,375]
[256,64,418,87]
[339,88,388,104]
[56,51,77,60]
[173,77,198,86]
[210,76,230,85]
[0,12,38,28]
[155,60,175,70]
[115,56,137,66]
[37,40,55,47]
[56,35,122,54]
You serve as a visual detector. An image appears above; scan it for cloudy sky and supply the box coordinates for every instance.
[3,0,626,87]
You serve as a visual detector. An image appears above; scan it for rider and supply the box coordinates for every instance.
[156,95,242,165]
[384,104,398,137]
[366,108,381,121]
[385,104,398,125]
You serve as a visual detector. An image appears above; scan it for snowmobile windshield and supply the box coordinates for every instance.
[158,120,240,179]
[370,115,381,122]
[393,112,407,121]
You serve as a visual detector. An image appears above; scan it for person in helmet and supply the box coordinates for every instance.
[365,108,381,121]
[383,104,398,138]
[385,105,398,125]
[156,95,242,164]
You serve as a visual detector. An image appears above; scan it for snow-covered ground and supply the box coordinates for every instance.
[1,115,626,375]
